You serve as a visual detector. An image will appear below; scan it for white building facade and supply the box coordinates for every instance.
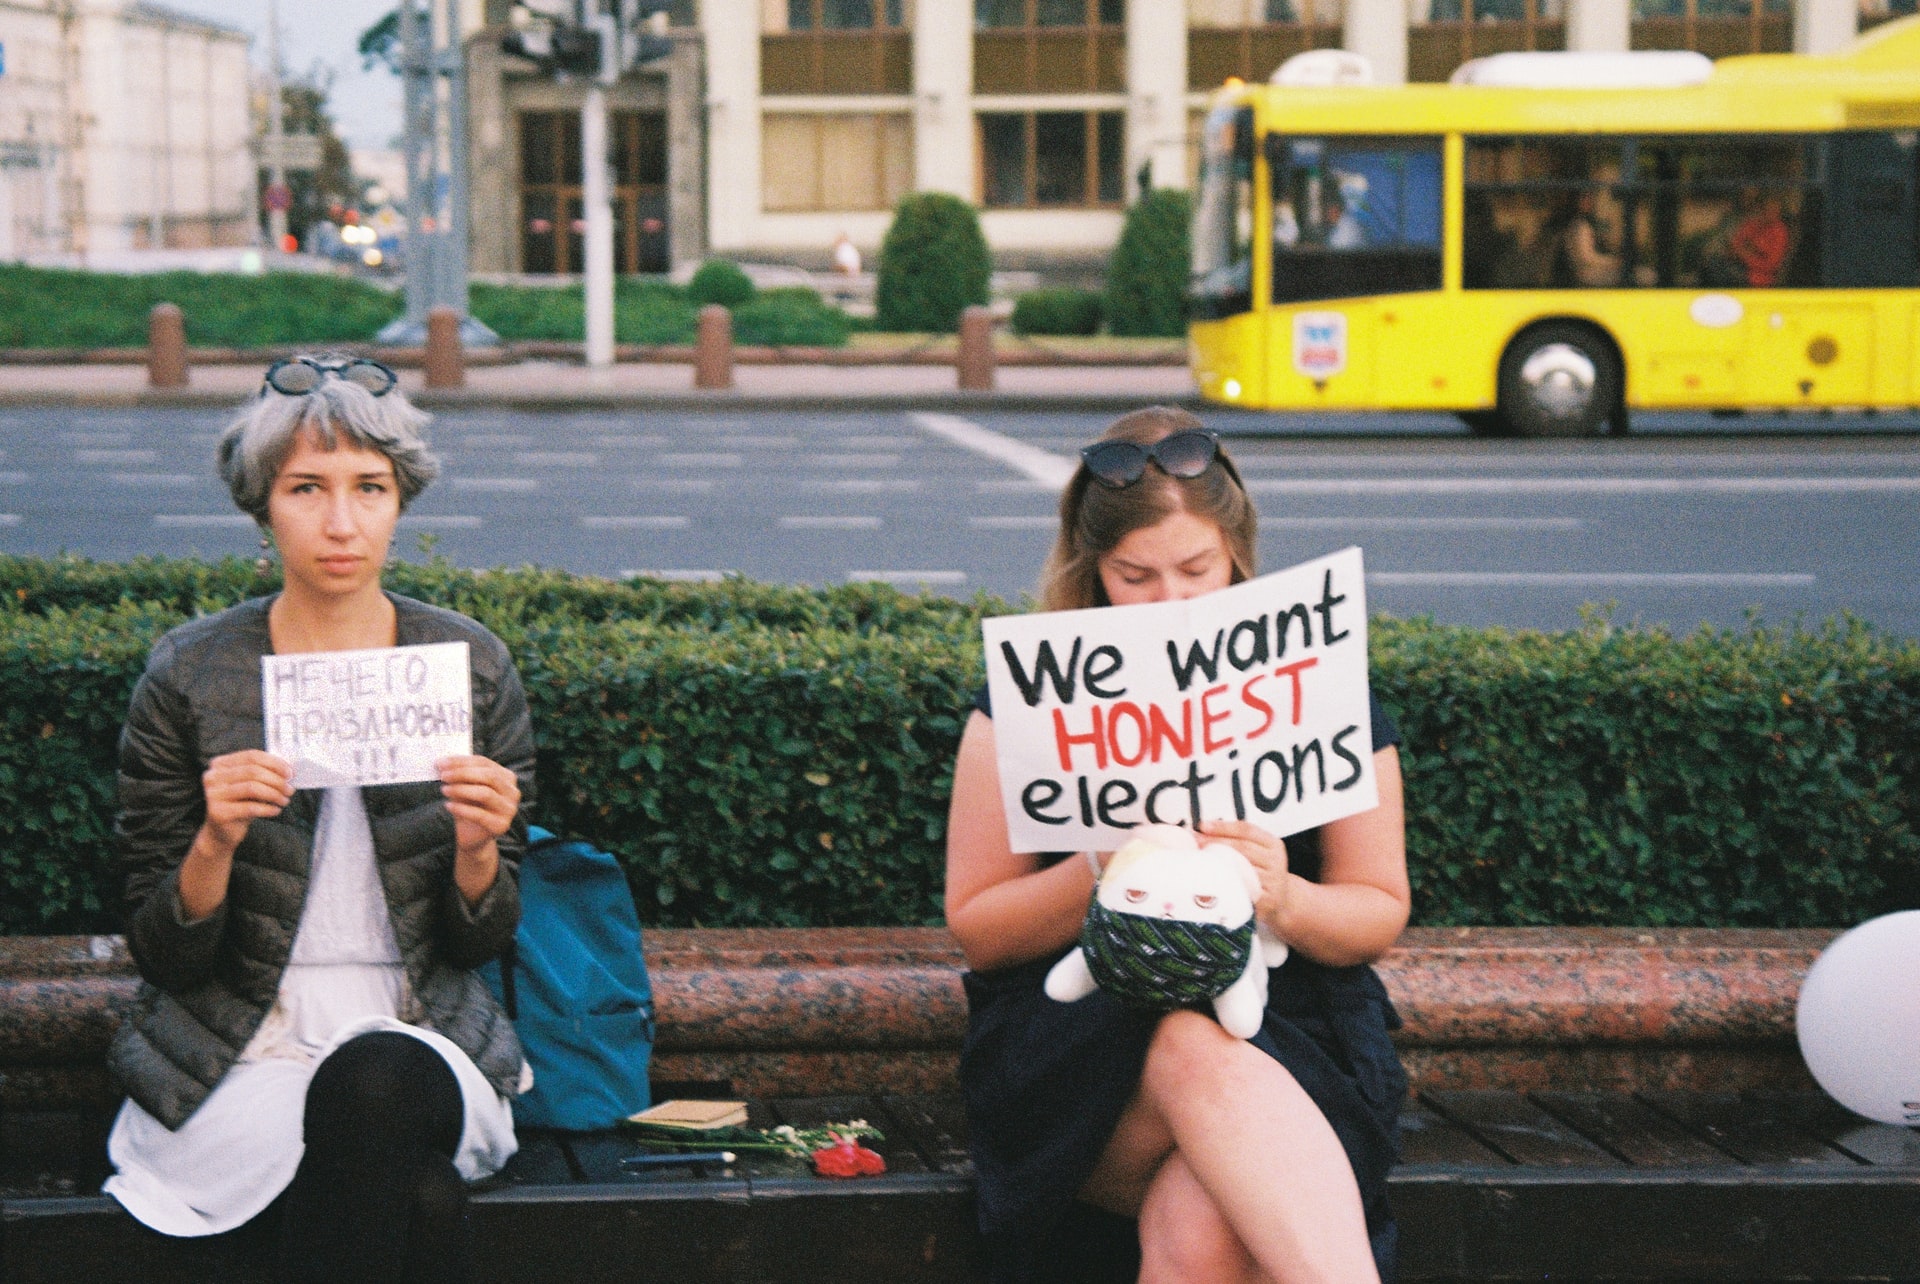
[0,0,254,262]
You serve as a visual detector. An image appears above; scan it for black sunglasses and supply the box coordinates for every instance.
[1080,430,1222,489]
[261,357,398,398]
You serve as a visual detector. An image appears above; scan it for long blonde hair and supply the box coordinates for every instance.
[1039,406,1255,611]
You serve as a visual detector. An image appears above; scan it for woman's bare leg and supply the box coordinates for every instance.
[1136,1151,1261,1284]
[1080,1010,1379,1284]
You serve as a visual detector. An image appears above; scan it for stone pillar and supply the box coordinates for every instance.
[1126,0,1189,194]
[147,303,188,389]
[1565,0,1631,52]
[957,306,994,391]
[1343,0,1408,86]
[666,30,708,270]
[694,304,734,390]
[914,0,973,199]
[425,306,465,389]
[1794,0,1857,54]
[702,0,761,253]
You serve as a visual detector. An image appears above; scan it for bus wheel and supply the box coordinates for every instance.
[1457,411,1509,437]
[1496,324,1622,438]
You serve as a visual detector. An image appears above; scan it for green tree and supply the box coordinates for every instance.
[357,9,402,73]
[874,193,991,333]
[256,66,356,247]
[1104,188,1192,338]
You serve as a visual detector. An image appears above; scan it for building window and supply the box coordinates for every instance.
[1188,0,1346,90]
[1407,0,1566,82]
[979,111,1123,208]
[974,0,1124,94]
[1268,134,1443,304]
[764,0,912,94]
[520,110,669,275]
[763,113,913,211]
[1628,0,1790,57]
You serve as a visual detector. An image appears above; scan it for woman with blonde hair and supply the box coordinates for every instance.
[103,357,532,1283]
[946,406,1410,1282]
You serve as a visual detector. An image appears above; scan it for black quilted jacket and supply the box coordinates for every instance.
[106,594,533,1130]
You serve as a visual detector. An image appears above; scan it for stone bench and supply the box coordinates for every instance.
[7,927,1920,1282]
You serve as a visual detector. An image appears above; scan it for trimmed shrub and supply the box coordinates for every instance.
[0,558,1914,934]
[1105,188,1192,338]
[686,259,757,310]
[732,287,853,347]
[469,279,699,346]
[1011,288,1104,337]
[875,193,991,333]
[0,266,403,349]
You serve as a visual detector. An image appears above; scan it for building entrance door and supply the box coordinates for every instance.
[520,109,668,275]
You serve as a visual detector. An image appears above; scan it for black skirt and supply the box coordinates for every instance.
[960,950,1408,1283]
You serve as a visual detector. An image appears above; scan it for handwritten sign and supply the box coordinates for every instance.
[983,547,1376,853]
[263,642,472,788]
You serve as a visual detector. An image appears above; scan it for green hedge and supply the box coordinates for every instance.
[685,260,757,310]
[1105,189,1192,338]
[1011,288,1104,337]
[875,193,991,334]
[0,558,1914,935]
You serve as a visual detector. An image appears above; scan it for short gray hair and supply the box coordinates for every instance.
[217,361,440,521]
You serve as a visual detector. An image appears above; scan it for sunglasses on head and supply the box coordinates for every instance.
[261,357,398,399]
[1079,429,1222,489]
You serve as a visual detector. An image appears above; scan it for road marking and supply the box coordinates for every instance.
[976,479,1057,494]
[716,434,800,448]
[596,434,669,448]
[1246,476,1920,496]
[76,449,157,465]
[515,451,600,468]
[850,569,968,587]
[60,432,132,446]
[581,515,690,530]
[634,479,716,493]
[1369,571,1815,588]
[802,479,924,493]
[808,453,900,469]
[841,436,914,449]
[110,473,194,486]
[0,514,22,527]
[910,412,1075,489]
[154,514,253,528]
[658,452,744,468]
[781,515,882,530]
[1231,450,1920,473]
[463,434,535,448]
[970,515,1056,530]
[1264,516,1586,531]
[620,568,731,582]
[447,477,540,492]
[400,515,484,529]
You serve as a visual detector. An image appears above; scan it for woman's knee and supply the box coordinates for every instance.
[1138,1153,1256,1283]
[303,1032,462,1158]
[1141,1009,1245,1099]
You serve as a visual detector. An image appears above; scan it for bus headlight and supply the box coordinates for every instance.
[1224,379,1242,400]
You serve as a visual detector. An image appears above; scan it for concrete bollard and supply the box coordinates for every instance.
[957,305,994,392]
[147,303,188,389]
[694,304,734,391]
[425,306,465,389]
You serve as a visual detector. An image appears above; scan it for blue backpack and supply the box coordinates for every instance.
[479,827,654,1131]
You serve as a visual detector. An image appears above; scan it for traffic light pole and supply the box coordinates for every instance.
[582,7,618,369]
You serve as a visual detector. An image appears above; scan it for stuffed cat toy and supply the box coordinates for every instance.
[1044,824,1287,1040]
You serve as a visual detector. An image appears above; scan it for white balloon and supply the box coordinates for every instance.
[1796,910,1920,1127]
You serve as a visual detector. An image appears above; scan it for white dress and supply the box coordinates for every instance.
[104,787,521,1237]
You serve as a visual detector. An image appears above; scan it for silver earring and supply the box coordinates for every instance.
[256,533,275,577]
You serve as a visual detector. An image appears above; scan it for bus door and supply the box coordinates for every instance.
[1264,134,1445,407]
[1190,105,1266,404]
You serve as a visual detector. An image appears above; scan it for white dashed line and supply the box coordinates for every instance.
[802,479,924,493]
[781,515,882,530]
[910,412,1076,489]
[658,452,743,468]
[515,452,600,468]
[581,516,690,530]
[849,569,968,587]
[1369,571,1815,588]
[840,436,913,449]
[447,477,540,492]
[976,479,1057,494]
[970,516,1056,530]
[110,473,195,487]
[462,434,535,448]
[1246,477,1920,497]
[715,434,799,448]
[596,434,669,448]
[0,514,22,527]
[76,449,157,465]
[634,479,716,494]
[1263,516,1586,531]
[154,514,254,528]
[400,515,484,529]
[620,568,731,582]
[808,453,900,469]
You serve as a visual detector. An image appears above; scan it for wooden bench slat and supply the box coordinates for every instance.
[1638,1090,1859,1167]
[1394,1100,1511,1169]
[1745,1089,1920,1168]
[1423,1089,1624,1168]
[883,1093,973,1174]
[1530,1090,1736,1168]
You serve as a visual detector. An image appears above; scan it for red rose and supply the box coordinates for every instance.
[811,1133,887,1178]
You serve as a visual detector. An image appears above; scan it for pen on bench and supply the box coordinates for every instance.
[621,1151,735,1169]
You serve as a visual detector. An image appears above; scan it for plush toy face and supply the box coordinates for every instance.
[1079,828,1260,1009]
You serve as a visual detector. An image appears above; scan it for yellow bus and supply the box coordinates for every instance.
[1187,19,1920,436]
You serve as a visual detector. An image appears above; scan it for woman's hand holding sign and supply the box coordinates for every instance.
[1198,818,1292,934]
[180,751,295,921]
[438,754,520,905]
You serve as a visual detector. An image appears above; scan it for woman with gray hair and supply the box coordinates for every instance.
[102,356,534,1284]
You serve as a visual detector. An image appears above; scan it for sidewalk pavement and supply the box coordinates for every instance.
[0,359,1199,413]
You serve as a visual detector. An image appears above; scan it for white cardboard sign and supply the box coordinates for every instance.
[262,642,473,789]
[982,547,1376,853]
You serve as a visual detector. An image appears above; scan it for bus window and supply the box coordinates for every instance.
[1191,105,1255,319]
[1639,138,1813,289]
[1266,135,1442,305]
[1825,131,1919,288]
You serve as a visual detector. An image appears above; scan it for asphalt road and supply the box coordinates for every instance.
[2,403,1917,638]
